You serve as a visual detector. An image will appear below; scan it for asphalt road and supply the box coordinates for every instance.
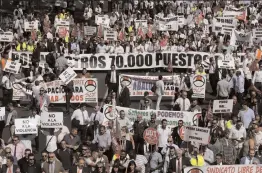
[1,70,215,158]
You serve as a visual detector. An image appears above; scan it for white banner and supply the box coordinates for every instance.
[253,28,262,39]
[184,165,262,173]
[134,20,148,29]
[155,16,178,31]
[24,21,38,32]
[59,67,77,85]
[15,118,38,134]
[213,99,233,113]
[223,7,245,18]
[41,112,63,128]
[217,59,235,69]
[4,61,21,74]
[0,32,13,42]
[84,26,97,36]
[104,30,117,41]
[184,126,210,144]
[212,17,238,35]
[0,107,5,121]
[95,15,110,27]
[102,104,200,129]
[230,30,252,47]
[192,75,206,98]
[119,74,181,97]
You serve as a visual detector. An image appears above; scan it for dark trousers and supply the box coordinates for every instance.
[108,83,118,94]
[209,73,217,94]
[134,137,145,155]
[66,92,73,112]
[78,125,87,141]
[0,121,5,138]
[236,92,244,104]
[3,88,13,106]
[35,130,39,150]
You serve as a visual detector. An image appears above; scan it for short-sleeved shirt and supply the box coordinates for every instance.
[63,134,81,147]
[150,152,163,173]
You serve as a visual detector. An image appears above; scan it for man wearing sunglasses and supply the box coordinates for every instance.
[24,153,41,173]
[42,152,64,173]
[6,136,26,165]
[40,151,48,169]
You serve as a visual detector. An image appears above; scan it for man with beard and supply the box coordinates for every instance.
[148,113,158,129]
[70,157,90,173]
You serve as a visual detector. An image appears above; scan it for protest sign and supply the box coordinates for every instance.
[230,30,252,47]
[155,16,178,31]
[143,128,159,145]
[119,74,181,96]
[213,99,233,113]
[24,21,38,32]
[84,26,97,36]
[104,30,117,41]
[4,61,21,74]
[134,20,148,29]
[55,20,70,37]
[184,126,210,144]
[95,15,110,27]
[0,32,13,42]
[59,67,77,85]
[212,17,238,35]
[192,75,206,98]
[102,104,200,129]
[253,28,262,39]
[12,83,31,101]
[0,107,5,121]
[64,51,224,70]
[15,119,38,134]
[217,59,235,69]
[223,7,245,18]
[41,112,63,128]
[177,15,185,26]
[184,165,262,173]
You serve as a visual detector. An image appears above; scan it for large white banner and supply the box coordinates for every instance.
[118,74,181,97]
[155,16,178,31]
[230,30,252,47]
[0,32,13,42]
[184,165,262,173]
[223,7,245,18]
[15,118,38,134]
[41,112,63,128]
[102,104,200,129]
[184,126,210,144]
[213,99,233,113]
[192,75,206,98]
[212,17,238,35]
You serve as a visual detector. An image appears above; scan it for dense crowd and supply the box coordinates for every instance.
[1,0,262,173]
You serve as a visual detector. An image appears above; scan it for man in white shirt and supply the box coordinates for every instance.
[238,101,255,130]
[233,71,245,102]
[114,41,124,54]
[229,120,246,155]
[28,109,40,151]
[157,119,171,153]
[96,39,107,53]
[90,106,104,125]
[118,110,132,129]
[105,65,118,94]
[71,103,90,141]
[252,63,262,91]
[174,91,191,111]
[2,72,13,106]
[217,73,230,99]
[155,75,165,110]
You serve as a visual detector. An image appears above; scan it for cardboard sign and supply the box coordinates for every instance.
[104,30,117,41]
[84,26,97,36]
[184,126,210,144]
[0,32,13,42]
[213,99,233,113]
[4,61,21,74]
[15,118,38,134]
[230,30,252,47]
[95,15,110,27]
[184,165,262,173]
[217,59,235,69]
[192,75,206,98]
[253,28,262,39]
[0,107,5,121]
[24,21,38,32]
[59,67,77,85]
[143,128,159,145]
[134,20,148,29]
[155,16,178,31]
[41,112,63,128]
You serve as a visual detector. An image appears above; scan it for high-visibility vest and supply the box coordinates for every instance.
[59,13,65,19]
[22,42,27,50]
[27,45,34,52]
[16,44,21,51]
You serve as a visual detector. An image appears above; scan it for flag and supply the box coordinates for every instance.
[256,49,262,60]
[118,28,125,41]
[147,25,153,38]
[31,30,36,41]
[137,23,145,40]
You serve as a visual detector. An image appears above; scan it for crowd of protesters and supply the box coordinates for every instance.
[1,0,262,173]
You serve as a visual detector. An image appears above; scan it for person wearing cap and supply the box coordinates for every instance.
[71,103,90,141]
[90,106,105,125]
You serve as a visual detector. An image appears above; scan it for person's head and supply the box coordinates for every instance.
[60,140,67,149]
[94,106,100,112]
[215,153,223,164]
[98,147,104,157]
[182,91,187,99]
[6,156,14,167]
[28,153,35,165]
[120,150,127,160]
[32,108,37,116]
[249,149,255,158]
[120,110,125,119]
[212,119,218,128]
[81,145,91,157]
[191,99,198,106]
[175,149,183,158]
[159,75,163,80]
[137,114,143,122]
[144,91,149,98]
[198,66,204,73]
[111,65,115,71]
[24,149,31,159]
[232,96,237,104]
[80,103,87,111]
[8,103,14,111]
[78,158,85,169]
[96,162,104,173]
[12,136,20,145]
[100,126,106,135]
[232,116,238,124]
[151,113,156,122]
[258,145,262,155]
[236,120,243,130]
[127,160,136,172]
[242,100,248,110]
[4,147,11,157]
[48,152,55,163]
[251,90,257,98]
[71,128,78,137]
[178,120,183,127]
[112,163,119,173]
[236,71,241,77]
[161,119,167,129]
[41,151,48,161]
[169,146,176,156]
[40,87,45,95]
[94,120,99,127]
[128,150,136,160]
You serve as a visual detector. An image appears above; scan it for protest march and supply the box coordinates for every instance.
[2,0,262,173]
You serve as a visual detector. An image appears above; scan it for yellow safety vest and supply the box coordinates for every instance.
[16,44,21,51]
[59,13,65,19]
[27,45,34,52]
[128,26,133,33]
[22,42,27,50]
[196,71,206,75]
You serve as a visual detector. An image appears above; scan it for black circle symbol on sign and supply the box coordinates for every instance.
[193,75,205,87]
[187,168,204,173]
[120,76,132,86]
[84,79,97,92]
[193,113,201,126]
[104,106,118,120]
